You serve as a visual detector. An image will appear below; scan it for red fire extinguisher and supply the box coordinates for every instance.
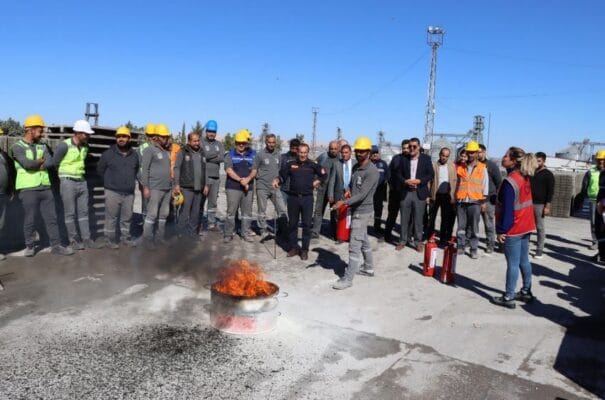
[423,234,438,277]
[335,192,351,242]
[440,236,457,284]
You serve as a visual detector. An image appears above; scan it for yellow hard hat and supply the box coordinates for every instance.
[172,192,184,207]
[235,129,250,143]
[24,114,46,128]
[144,123,156,135]
[353,136,372,151]
[596,150,605,160]
[465,141,480,152]
[116,126,131,137]
[155,123,171,137]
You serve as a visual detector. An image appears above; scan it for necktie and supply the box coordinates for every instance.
[344,162,350,188]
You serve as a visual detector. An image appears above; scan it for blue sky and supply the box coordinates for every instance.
[1,0,603,156]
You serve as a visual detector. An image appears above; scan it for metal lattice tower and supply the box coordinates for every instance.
[260,122,270,146]
[311,107,319,152]
[423,26,445,148]
[336,127,342,140]
[85,102,99,126]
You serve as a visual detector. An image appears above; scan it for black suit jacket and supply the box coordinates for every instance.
[397,153,434,201]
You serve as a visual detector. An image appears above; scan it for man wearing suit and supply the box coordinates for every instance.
[395,137,434,252]
[328,144,356,241]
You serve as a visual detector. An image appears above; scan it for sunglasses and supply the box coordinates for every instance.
[409,145,419,149]
[235,142,247,145]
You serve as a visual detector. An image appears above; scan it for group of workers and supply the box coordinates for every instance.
[0,114,604,296]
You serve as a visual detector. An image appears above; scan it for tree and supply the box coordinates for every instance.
[275,135,283,151]
[179,122,187,145]
[191,120,204,134]
[0,118,23,136]
[223,133,234,151]
[295,133,305,142]
[125,120,144,132]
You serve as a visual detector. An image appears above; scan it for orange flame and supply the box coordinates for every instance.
[213,259,276,297]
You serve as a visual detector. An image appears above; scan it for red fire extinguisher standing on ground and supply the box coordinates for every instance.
[441,236,457,284]
[423,234,438,277]
[335,193,351,242]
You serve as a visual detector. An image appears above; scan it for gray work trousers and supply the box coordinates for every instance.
[533,203,546,253]
[178,188,203,235]
[399,193,426,246]
[143,189,171,240]
[256,187,287,233]
[206,177,220,225]
[589,200,597,245]
[344,213,373,281]
[60,178,91,242]
[225,188,253,237]
[19,189,62,247]
[104,189,134,242]
[312,186,331,236]
[457,202,481,251]
[481,201,496,248]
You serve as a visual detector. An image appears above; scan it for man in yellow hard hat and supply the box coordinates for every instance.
[53,119,100,250]
[97,126,139,248]
[137,123,156,219]
[331,136,379,289]
[581,150,605,250]
[141,123,173,249]
[223,129,257,242]
[201,120,224,232]
[10,115,74,256]
[455,141,489,259]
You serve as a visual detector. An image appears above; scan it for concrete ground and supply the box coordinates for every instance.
[1,212,604,399]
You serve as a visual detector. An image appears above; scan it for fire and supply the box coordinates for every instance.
[213,259,275,297]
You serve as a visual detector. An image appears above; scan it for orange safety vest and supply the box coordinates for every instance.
[455,162,486,201]
[170,143,181,179]
[497,170,536,236]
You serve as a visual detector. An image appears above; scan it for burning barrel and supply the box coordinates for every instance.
[210,260,280,335]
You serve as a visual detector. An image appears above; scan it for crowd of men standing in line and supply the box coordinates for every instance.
[1,115,604,292]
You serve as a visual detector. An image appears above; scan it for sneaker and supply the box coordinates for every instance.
[533,251,544,259]
[83,239,102,249]
[514,290,535,303]
[300,250,309,260]
[223,236,234,244]
[470,250,479,259]
[332,277,353,290]
[70,241,85,251]
[491,295,516,309]
[357,268,375,277]
[24,246,35,257]
[51,245,74,256]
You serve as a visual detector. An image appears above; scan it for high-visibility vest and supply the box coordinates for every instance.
[12,140,51,190]
[587,167,601,200]
[455,162,486,201]
[170,143,181,179]
[58,138,88,179]
[497,170,536,236]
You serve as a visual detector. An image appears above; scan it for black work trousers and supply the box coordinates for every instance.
[287,194,313,251]
[428,192,456,242]
[384,188,401,239]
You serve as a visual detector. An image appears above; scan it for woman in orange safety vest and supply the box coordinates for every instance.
[492,147,537,309]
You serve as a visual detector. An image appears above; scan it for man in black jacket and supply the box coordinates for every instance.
[383,139,409,243]
[530,152,555,258]
[174,132,208,238]
[97,126,140,248]
[395,137,434,252]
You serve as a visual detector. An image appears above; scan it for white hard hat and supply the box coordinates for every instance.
[73,119,94,134]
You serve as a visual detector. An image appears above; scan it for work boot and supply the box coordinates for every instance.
[300,250,308,260]
[514,290,535,303]
[470,250,479,259]
[287,248,299,257]
[332,277,353,290]
[311,232,319,239]
[485,245,494,254]
[24,246,35,257]
[84,239,102,249]
[70,241,85,251]
[491,295,516,309]
[51,245,74,256]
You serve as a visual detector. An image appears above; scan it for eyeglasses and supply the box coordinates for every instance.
[235,142,247,146]
[409,145,418,149]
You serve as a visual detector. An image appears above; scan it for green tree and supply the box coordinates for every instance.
[223,132,234,151]
[125,120,144,132]
[179,122,187,145]
[191,120,204,134]
[275,135,283,151]
[295,133,305,142]
[0,118,23,136]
